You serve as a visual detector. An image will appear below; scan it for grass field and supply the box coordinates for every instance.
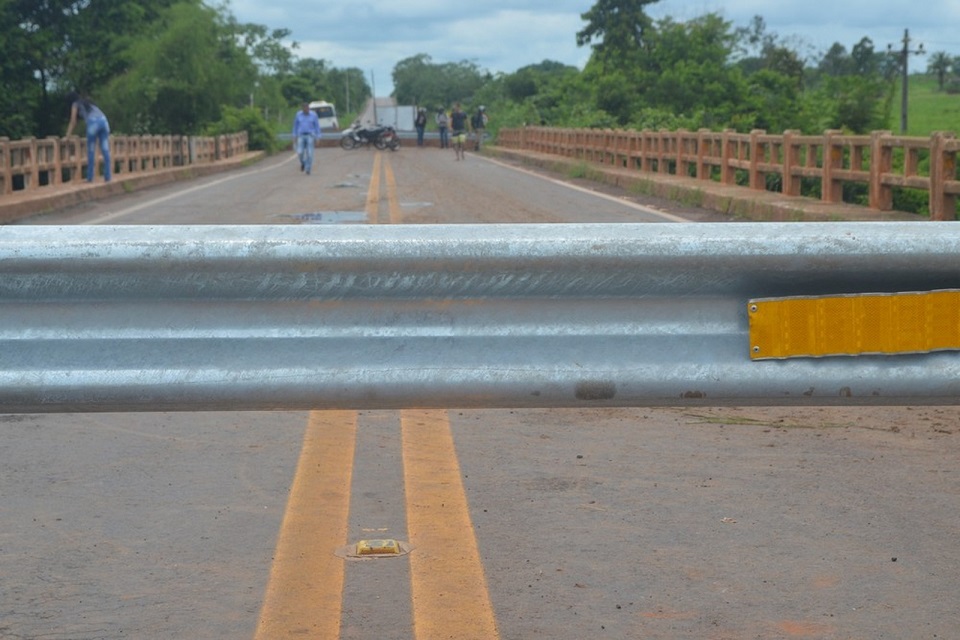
[893,74,960,136]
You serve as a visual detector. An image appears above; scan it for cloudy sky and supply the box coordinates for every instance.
[229,0,960,96]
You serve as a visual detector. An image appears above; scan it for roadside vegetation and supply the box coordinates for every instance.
[3,1,959,213]
[0,0,372,152]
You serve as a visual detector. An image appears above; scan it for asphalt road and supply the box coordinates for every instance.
[2,147,959,639]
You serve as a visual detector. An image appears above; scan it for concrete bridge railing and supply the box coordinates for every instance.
[0,131,249,196]
[498,127,960,220]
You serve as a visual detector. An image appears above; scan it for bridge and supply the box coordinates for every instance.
[1,146,958,638]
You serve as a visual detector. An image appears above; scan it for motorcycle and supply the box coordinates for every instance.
[339,121,400,151]
[378,126,400,151]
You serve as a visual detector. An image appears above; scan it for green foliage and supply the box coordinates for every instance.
[642,14,744,124]
[5,0,958,182]
[1,0,183,137]
[206,105,278,153]
[325,67,371,115]
[927,51,953,90]
[101,2,254,134]
[0,0,39,137]
[392,54,488,109]
[896,75,960,136]
[804,75,892,133]
[576,0,657,73]
[729,69,809,132]
[1,0,370,140]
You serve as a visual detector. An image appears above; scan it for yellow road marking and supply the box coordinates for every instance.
[402,409,500,640]
[254,411,357,639]
[382,154,402,224]
[366,152,383,222]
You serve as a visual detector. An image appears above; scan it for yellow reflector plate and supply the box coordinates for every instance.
[749,289,960,359]
[356,539,402,555]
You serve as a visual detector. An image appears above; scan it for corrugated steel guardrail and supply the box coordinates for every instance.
[2,223,960,412]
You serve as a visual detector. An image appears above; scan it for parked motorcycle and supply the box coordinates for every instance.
[339,121,400,151]
[378,126,400,151]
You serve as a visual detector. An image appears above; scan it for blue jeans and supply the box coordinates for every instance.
[297,134,316,173]
[416,126,425,146]
[438,126,448,148]
[86,117,111,182]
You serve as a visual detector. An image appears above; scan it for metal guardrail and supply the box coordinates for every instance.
[2,223,960,412]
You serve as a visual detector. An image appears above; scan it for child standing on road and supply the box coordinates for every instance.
[450,103,468,161]
[436,108,449,149]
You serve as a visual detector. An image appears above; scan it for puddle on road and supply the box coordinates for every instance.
[286,211,368,224]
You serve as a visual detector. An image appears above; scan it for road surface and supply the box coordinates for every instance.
[2,147,958,639]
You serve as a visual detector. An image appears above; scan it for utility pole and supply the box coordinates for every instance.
[371,70,377,124]
[888,29,925,134]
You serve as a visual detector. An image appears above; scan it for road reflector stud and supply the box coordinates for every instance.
[356,539,402,556]
[749,289,960,359]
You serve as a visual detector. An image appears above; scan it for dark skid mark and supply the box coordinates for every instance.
[575,381,617,401]
[288,211,367,224]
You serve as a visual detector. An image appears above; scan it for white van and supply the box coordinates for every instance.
[308,100,339,131]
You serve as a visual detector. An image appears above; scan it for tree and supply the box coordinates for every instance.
[101,2,255,134]
[641,14,745,125]
[326,67,371,116]
[818,43,852,77]
[0,0,187,137]
[808,75,891,133]
[576,0,660,73]
[928,51,953,90]
[0,0,40,137]
[392,54,487,108]
[850,37,880,77]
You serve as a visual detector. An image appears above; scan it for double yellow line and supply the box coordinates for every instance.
[365,151,402,225]
[254,153,499,639]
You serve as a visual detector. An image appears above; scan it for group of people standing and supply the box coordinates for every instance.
[61,92,491,186]
[416,103,488,160]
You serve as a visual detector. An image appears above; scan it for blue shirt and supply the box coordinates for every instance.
[74,100,106,122]
[293,110,321,137]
